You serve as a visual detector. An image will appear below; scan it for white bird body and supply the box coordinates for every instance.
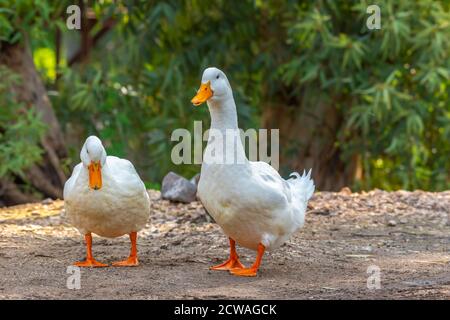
[64,138,150,238]
[199,162,313,251]
[195,67,315,253]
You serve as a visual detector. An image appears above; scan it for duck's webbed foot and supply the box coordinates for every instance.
[210,257,245,271]
[229,243,265,277]
[210,237,245,271]
[74,258,108,268]
[229,267,258,277]
[74,233,108,267]
[112,256,139,267]
[112,231,139,267]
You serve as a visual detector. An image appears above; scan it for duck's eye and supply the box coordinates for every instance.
[216,75,220,79]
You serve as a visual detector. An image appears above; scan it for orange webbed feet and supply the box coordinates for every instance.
[229,267,258,277]
[112,256,139,267]
[74,258,108,268]
[210,257,245,271]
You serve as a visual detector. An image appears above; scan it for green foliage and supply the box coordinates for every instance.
[0,66,46,177]
[2,0,449,191]
[56,0,450,190]
[0,0,67,45]
[280,0,450,190]
[0,0,67,184]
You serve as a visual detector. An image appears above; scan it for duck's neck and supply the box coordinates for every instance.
[207,96,239,131]
[205,96,248,165]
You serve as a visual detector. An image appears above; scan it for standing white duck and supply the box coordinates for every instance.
[191,67,315,277]
[64,136,150,267]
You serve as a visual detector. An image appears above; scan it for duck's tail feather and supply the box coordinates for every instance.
[288,169,315,203]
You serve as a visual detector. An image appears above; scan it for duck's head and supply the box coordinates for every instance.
[80,135,107,190]
[191,67,232,106]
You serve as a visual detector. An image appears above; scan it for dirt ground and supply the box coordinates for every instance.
[0,189,449,299]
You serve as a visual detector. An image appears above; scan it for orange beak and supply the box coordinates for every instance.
[191,81,213,106]
[88,161,102,190]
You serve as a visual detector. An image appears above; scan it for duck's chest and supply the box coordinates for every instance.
[66,172,141,213]
[67,183,124,214]
[197,164,252,222]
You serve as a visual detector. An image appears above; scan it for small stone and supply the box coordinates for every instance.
[41,198,53,205]
[309,208,332,216]
[161,172,197,203]
[339,187,352,195]
[387,220,397,227]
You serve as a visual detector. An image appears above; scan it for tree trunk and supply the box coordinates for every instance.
[262,99,357,191]
[0,41,67,205]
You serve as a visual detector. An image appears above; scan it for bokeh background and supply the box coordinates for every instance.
[0,0,449,206]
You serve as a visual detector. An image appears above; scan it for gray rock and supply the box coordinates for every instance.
[190,173,201,186]
[161,172,197,203]
[41,198,53,205]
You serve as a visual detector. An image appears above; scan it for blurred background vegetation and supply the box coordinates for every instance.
[0,0,449,205]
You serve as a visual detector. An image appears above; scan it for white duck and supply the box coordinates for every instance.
[191,67,315,276]
[63,136,150,267]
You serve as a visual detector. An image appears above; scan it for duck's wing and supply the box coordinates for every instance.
[105,156,148,193]
[249,161,314,228]
[250,161,290,195]
[106,156,138,174]
[63,162,83,200]
[250,161,314,203]
[248,161,292,208]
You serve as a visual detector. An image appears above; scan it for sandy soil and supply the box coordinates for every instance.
[0,189,449,299]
